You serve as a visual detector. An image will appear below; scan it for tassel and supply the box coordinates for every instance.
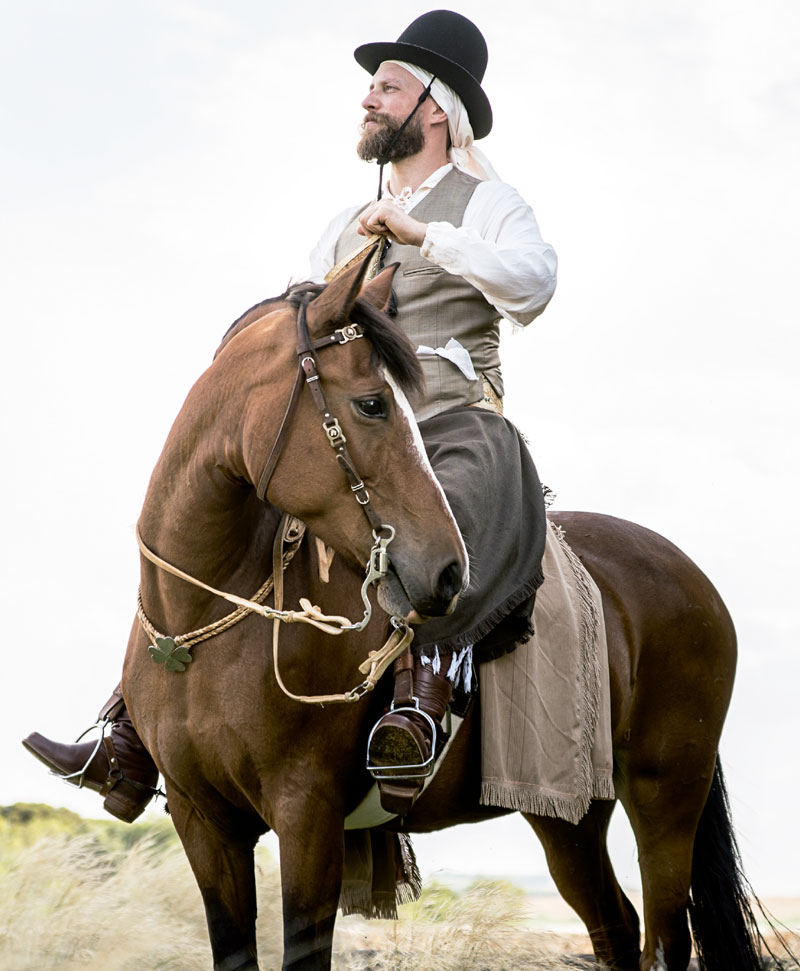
[446,645,473,690]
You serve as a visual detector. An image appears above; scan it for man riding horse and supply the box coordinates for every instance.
[24,10,557,821]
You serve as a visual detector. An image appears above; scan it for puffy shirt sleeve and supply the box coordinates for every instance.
[419,180,557,326]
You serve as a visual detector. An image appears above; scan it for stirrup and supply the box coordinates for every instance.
[55,717,112,788]
[50,717,165,802]
[365,698,438,781]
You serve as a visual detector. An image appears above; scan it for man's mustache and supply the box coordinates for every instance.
[362,112,396,130]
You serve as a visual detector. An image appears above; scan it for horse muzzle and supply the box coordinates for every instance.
[376,557,464,624]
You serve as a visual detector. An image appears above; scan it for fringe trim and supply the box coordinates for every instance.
[419,646,442,674]
[593,774,616,801]
[552,521,611,811]
[396,833,422,905]
[339,886,398,920]
[419,645,475,691]
[338,834,422,920]
[414,567,544,657]
[480,774,615,823]
[480,780,591,826]
[446,644,473,691]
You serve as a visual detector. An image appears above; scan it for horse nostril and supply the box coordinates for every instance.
[436,561,464,604]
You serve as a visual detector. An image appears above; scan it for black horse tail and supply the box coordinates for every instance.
[689,757,798,971]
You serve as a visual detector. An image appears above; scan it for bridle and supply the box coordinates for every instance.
[256,297,384,535]
[134,293,415,702]
[255,296,398,612]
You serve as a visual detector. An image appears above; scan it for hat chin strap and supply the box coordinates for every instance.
[375,76,436,200]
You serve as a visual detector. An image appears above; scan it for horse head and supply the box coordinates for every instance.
[220,256,468,622]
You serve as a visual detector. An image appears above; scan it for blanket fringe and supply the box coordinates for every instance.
[552,521,610,812]
[593,774,616,801]
[480,772,616,825]
[396,832,422,903]
[338,833,421,920]
[480,780,591,825]
[339,888,399,920]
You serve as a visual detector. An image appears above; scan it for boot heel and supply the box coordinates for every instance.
[103,785,148,824]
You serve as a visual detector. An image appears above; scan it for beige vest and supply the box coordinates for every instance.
[334,168,503,421]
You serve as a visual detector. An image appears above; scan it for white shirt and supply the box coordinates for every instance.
[308,164,557,327]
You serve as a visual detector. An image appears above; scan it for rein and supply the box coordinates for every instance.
[137,295,414,703]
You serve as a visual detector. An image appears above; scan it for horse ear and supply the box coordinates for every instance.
[306,247,376,333]
[358,263,399,313]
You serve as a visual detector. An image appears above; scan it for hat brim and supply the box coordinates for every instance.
[354,41,492,140]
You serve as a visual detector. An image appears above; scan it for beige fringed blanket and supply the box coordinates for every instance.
[479,518,615,823]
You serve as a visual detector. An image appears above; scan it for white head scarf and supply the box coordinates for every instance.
[385,60,499,181]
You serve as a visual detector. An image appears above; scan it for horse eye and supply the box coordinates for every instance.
[355,397,388,419]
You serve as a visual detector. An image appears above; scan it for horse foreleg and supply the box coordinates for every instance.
[167,787,260,971]
[277,809,344,971]
[524,800,641,970]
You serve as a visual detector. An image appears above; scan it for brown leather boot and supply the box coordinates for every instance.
[367,651,453,815]
[22,688,160,824]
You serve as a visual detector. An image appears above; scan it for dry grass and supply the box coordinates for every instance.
[0,836,594,971]
[332,880,594,971]
[2,834,797,970]
[0,837,213,970]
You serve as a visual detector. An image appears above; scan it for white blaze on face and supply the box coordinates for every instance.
[383,368,470,591]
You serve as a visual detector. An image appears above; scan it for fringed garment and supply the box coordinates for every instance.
[415,406,547,668]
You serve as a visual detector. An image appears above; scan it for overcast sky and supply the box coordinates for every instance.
[2,0,798,897]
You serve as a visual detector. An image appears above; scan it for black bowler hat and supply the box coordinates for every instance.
[354,10,493,139]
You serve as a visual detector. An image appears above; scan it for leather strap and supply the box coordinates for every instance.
[258,299,386,535]
[100,735,122,796]
[392,649,415,706]
[256,363,305,501]
[255,302,373,517]
[97,686,125,723]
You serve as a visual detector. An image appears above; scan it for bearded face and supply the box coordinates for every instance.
[357,111,426,162]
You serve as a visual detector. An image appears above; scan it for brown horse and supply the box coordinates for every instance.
[123,262,776,971]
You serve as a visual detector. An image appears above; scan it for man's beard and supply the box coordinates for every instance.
[357,112,425,162]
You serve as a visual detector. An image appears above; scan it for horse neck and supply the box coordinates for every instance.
[137,405,281,637]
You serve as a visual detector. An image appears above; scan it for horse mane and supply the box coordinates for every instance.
[215,293,292,356]
[217,282,425,400]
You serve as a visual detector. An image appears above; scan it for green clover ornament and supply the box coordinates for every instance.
[148,636,193,672]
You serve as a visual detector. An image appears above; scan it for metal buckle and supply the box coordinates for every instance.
[351,480,371,504]
[334,325,363,344]
[323,418,346,447]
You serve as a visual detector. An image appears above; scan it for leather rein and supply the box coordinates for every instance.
[136,296,414,703]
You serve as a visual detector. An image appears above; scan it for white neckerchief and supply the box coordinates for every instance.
[385,163,453,211]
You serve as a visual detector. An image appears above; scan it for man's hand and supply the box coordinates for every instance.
[357,200,427,247]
